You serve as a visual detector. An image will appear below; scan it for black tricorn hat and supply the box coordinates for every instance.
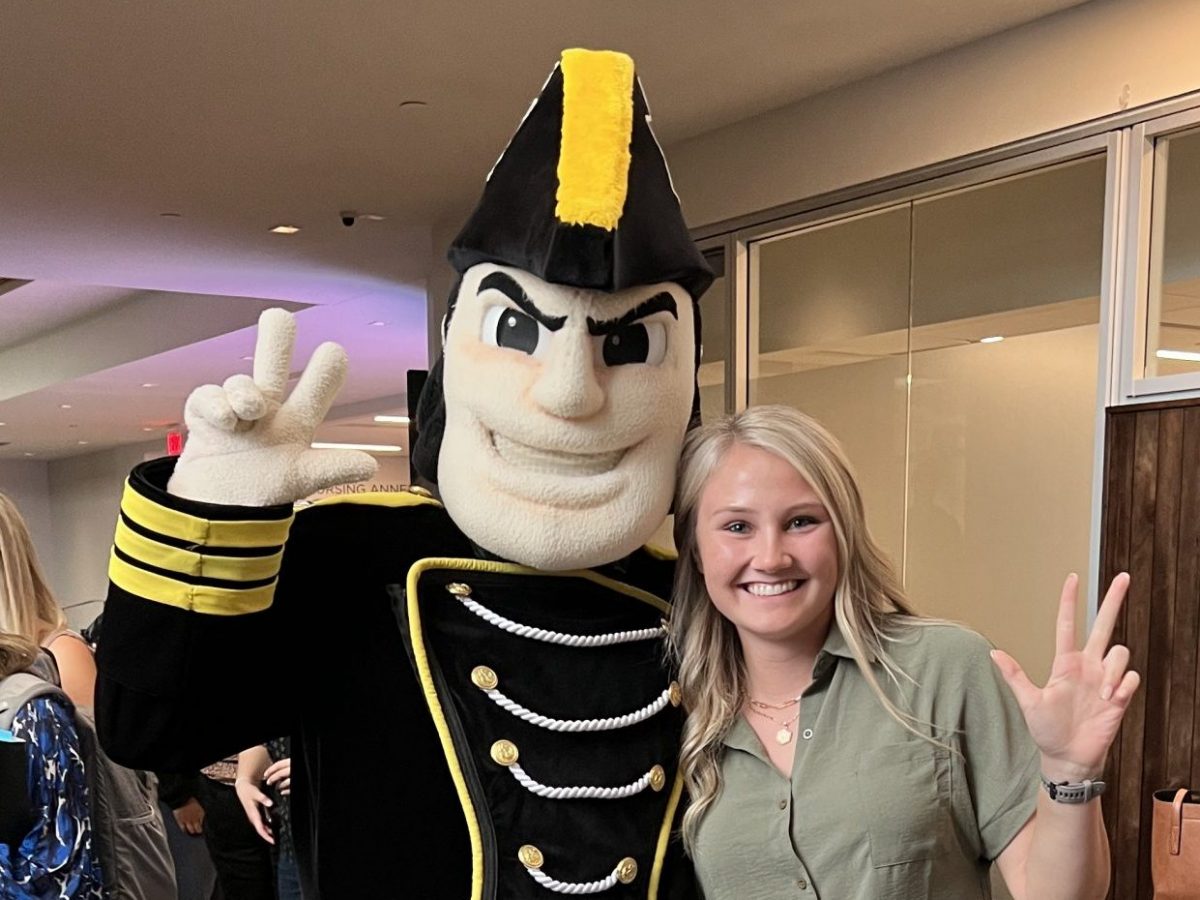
[413,49,711,484]
[450,48,713,301]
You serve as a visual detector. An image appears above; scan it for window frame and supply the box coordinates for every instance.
[1117,108,1200,402]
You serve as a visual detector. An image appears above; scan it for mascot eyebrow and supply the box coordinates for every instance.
[587,292,677,335]
[477,271,567,331]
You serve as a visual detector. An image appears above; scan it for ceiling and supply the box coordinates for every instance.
[0,0,1090,461]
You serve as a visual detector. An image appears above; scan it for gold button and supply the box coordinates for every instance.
[797,878,808,890]
[616,857,638,884]
[668,681,682,707]
[778,798,788,810]
[471,666,499,690]
[446,582,472,597]
[649,765,666,792]
[518,845,544,869]
[407,485,434,498]
[490,739,519,767]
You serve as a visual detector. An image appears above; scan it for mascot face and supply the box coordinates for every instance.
[439,262,696,570]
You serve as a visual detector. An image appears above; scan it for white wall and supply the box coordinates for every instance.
[671,0,1200,229]
[46,440,161,626]
[0,459,56,588]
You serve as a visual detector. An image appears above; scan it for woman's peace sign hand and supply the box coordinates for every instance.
[167,308,377,507]
[990,573,1140,781]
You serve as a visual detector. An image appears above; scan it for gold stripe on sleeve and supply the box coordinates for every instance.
[114,518,283,583]
[108,551,276,616]
[555,49,634,231]
[121,481,293,549]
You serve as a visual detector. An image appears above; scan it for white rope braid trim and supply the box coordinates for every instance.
[525,864,624,894]
[482,686,672,732]
[455,595,662,646]
[507,762,656,800]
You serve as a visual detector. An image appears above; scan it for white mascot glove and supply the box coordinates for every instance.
[167,308,378,507]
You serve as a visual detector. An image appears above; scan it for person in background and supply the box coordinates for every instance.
[0,632,105,899]
[159,758,276,900]
[237,738,301,900]
[0,493,96,708]
[669,405,1139,900]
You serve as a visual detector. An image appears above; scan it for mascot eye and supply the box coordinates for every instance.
[601,321,666,367]
[482,306,550,359]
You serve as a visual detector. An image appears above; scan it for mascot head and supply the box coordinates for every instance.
[413,49,712,570]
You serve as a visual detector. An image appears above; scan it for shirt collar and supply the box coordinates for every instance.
[721,620,856,752]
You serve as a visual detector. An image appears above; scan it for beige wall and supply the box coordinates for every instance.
[46,440,161,625]
[671,0,1200,230]
[0,460,56,590]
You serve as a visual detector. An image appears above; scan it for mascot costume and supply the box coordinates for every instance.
[96,49,712,899]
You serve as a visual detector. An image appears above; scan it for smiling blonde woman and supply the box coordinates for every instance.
[669,404,1138,900]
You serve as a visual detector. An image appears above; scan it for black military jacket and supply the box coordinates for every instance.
[97,458,692,899]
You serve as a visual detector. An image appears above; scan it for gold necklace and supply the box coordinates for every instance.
[747,695,801,712]
[747,704,802,745]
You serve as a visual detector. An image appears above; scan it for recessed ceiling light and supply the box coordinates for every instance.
[1156,348,1200,362]
[141,382,157,388]
[374,415,410,425]
[78,440,89,445]
[241,355,254,361]
[979,335,1004,344]
[142,427,154,432]
[270,225,301,235]
[368,321,387,327]
[59,403,72,409]
[0,422,6,427]
[311,441,403,453]
[362,214,386,222]
[23,452,34,457]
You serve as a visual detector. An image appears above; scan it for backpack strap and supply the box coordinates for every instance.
[0,672,67,732]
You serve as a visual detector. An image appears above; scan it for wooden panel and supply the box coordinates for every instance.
[1101,410,1135,897]
[1100,400,1200,899]
[1184,408,1200,790]
[1138,410,1182,900]
[1123,410,1157,900]
[1167,409,1198,788]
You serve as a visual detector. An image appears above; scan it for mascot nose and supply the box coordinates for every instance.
[530,332,605,419]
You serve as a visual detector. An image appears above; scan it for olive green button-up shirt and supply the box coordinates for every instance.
[693,621,1039,900]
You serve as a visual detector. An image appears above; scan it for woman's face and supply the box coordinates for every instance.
[694,443,840,648]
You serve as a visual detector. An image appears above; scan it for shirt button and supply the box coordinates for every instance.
[801,728,814,740]
[797,878,808,890]
[778,798,788,809]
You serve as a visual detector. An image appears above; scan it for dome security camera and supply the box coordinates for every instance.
[340,210,357,227]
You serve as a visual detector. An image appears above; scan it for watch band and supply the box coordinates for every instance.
[1040,774,1106,803]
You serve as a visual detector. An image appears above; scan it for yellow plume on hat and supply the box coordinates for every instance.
[555,49,635,232]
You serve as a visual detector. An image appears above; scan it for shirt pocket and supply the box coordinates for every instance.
[854,740,953,867]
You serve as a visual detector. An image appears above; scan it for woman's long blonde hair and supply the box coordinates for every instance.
[0,493,65,645]
[669,405,932,852]
[0,632,39,678]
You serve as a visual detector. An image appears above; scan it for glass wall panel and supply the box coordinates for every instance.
[697,249,729,423]
[749,206,911,562]
[907,156,1105,682]
[1147,127,1200,378]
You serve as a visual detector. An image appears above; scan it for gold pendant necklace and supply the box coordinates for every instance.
[747,705,802,745]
